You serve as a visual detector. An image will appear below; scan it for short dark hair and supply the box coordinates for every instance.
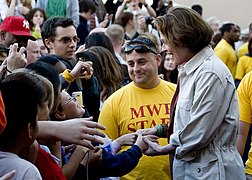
[26,61,60,101]
[26,61,61,113]
[0,71,46,146]
[41,17,75,53]
[220,23,235,36]
[41,17,74,41]
[191,4,202,16]
[79,0,96,14]
[85,32,116,58]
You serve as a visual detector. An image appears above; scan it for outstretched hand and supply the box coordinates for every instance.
[57,117,106,149]
[115,132,138,147]
[143,136,176,156]
[136,127,156,136]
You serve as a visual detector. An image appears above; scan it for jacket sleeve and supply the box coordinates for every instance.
[95,145,142,177]
[170,71,237,159]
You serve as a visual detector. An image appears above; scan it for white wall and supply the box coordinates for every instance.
[173,0,251,29]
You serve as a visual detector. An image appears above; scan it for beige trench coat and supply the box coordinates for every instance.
[170,46,245,180]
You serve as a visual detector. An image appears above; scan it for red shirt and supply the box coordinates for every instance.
[35,145,66,180]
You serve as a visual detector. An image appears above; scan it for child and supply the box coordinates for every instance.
[52,90,153,179]
[25,8,46,39]
[0,71,52,179]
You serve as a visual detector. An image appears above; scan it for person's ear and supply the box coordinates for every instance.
[27,123,37,140]
[121,39,125,47]
[55,111,66,121]
[44,38,53,50]
[0,31,6,41]
[156,54,161,67]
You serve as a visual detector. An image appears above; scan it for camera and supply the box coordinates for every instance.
[145,16,154,25]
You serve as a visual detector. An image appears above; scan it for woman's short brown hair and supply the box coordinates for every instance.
[155,7,213,53]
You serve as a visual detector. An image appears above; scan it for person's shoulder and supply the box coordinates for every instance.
[105,83,134,101]
[240,71,252,88]
[238,42,249,51]
[161,80,176,90]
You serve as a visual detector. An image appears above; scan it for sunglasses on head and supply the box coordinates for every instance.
[130,37,157,47]
[124,44,157,55]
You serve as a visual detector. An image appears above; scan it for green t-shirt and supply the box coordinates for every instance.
[46,0,67,19]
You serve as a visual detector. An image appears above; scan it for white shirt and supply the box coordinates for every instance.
[0,151,42,180]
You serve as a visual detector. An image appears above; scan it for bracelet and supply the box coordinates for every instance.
[6,67,12,73]
[154,124,163,137]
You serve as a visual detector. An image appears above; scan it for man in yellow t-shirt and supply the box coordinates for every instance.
[237,23,252,59]
[214,23,240,78]
[237,71,252,178]
[98,37,176,180]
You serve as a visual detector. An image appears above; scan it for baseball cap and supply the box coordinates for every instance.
[0,16,35,40]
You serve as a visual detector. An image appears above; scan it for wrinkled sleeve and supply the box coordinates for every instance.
[97,145,142,177]
[170,72,235,158]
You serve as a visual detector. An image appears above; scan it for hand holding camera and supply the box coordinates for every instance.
[71,61,93,80]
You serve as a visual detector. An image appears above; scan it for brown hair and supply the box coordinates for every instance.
[155,7,213,53]
[82,47,123,101]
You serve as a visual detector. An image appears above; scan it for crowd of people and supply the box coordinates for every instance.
[0,0,251,179]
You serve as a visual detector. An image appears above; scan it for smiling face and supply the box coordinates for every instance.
[57,90,85,120]
[126,50,161,89]
[160,33,194,66]
[45,26,78,59]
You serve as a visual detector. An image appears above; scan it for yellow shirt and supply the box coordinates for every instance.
[98,80,176,180]
[214,39,237,78]
[237,71,252,175]
[235,55,252,80]
[238,42,249,59]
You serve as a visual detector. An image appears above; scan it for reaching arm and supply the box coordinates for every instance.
[37,117,106,149]
[115,0,128,20]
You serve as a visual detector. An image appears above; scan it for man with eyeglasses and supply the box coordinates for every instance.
[98,36,176,180]
[41,17,100,121]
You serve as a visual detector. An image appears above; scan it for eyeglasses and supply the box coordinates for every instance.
[61,96,77,109]
[55,36,80,44]
[124,45,157,55]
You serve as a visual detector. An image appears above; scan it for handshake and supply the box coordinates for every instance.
[116,126,175,156]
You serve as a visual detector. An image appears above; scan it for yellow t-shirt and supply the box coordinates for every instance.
[235,55,252,80]
[238,42,249,59]
[237,71,252,175]
[98,80,176,180]
[214,39,237,78]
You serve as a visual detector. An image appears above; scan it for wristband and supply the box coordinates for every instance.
[154,124,163,137]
